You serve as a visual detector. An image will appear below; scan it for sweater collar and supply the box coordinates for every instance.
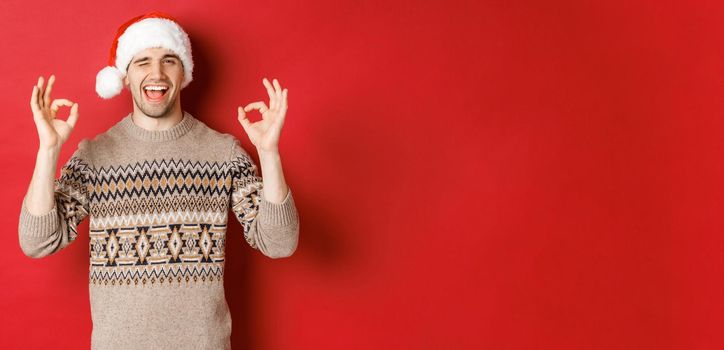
[119,111,197,142]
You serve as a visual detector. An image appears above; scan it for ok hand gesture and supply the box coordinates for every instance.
[237,78,288,153]
[30,75,79,150]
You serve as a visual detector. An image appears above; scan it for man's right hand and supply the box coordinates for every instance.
[30,75,79,151]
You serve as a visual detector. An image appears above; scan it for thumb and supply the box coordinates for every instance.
[67,103,79,128]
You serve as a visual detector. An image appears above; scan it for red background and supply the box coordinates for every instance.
[1,0,723,349]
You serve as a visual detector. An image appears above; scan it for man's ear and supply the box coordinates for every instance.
[123,75,129,87]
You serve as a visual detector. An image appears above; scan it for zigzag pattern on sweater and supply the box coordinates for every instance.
[74,155,262,286]
[229,154,264,249]
[91,207,229,229]
[89,260,225,286]
[54,156,93,243]
[90,158,240,202]
[91,195,230,222]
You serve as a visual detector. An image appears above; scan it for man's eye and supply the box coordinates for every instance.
[164,59,175,64]
[139,63,148,66]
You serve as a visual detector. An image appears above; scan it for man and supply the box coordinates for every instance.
[18,12,299,349]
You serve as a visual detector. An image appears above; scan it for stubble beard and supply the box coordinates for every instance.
[132,87,177,119]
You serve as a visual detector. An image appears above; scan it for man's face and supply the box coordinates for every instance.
[124,47,184,119]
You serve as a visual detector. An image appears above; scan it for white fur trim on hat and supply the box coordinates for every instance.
[95,17,193,99]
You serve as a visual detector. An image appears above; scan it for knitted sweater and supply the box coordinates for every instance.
[18,111,299,349]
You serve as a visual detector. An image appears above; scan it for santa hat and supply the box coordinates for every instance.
[95,11,194,99]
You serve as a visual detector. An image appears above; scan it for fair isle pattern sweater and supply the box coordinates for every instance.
[18,111,299,350]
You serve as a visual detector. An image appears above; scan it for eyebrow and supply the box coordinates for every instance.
[133,54,180,64]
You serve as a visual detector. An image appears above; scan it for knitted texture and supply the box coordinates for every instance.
[18,111,299,349]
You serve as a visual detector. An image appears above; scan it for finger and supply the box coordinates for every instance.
[43,75,55,108]
[66,103,79,128]
[50,98,74,115]
[262,78,277,110]
[238,106,251,131]
[244,101,269,114]
[273,79,282,110]
[30,86,40,114]
[37,76,45,109]
[237,105,247,121]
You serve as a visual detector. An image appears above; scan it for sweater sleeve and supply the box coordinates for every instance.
[228,139,299,258]
[18,141,93,259]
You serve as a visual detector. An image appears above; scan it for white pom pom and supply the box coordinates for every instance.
[95,66,124,99]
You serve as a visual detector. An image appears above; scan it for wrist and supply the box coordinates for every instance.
[37,145,61,158]
[257,147,279,156]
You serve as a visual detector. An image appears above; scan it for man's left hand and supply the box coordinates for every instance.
[237,77,288,153]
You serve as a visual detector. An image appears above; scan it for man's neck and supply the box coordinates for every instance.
[130,106,184,131]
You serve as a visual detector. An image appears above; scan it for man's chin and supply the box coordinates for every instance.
[132,93,176,118]
[142,105,168,116]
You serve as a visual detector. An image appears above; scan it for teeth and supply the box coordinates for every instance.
[144,86,168,91]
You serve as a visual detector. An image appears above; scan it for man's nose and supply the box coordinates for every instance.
[149,60,165,78]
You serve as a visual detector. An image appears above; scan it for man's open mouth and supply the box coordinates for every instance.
[143,85,169,102]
